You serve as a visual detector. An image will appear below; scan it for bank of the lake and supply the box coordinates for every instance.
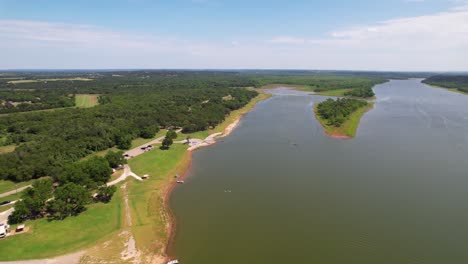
[80,91,272,263]
[0,91,270,263]
[314,102,374,139]
[425,82,468,95]
[171,79,468,264]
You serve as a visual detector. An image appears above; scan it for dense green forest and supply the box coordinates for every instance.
[0,89,75,113]
[0,70,397,184]
[344,87,375,98]
[316,98,368,127]
[0,87,256,182]
[423,75,468,93]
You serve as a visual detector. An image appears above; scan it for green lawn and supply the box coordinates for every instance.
[75,94,99,108]
[314,102,374,138]
[130,129,167,148]
[0,180,34,194]
[0,192,21,204]
[0,189,123,261]
[0,203,14,213]
[127,144,190,254]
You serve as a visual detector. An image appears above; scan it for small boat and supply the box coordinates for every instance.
[176,180,185,184]
[167,260,179,264]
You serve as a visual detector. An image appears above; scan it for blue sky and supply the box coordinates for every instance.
[0,0,467,70]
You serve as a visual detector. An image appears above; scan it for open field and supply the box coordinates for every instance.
[0,145,15,154]
[8,78,93,84]
[0,91,269,261]
[315,88,352,97]
[124,144,191,257]
[130,130,167,148]
[75,94,99,108]
[0,192,21,204]
[314,103,374,138]
[0,179,34,195]
[0,189,123,261]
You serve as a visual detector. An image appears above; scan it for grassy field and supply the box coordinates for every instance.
[0,179,34,194]
[0,145,15,154]
[0,92,269,261]
[75,94,99,108]
[130,130,167,148]
[314,88,352,97]
[127,144,191,255]
[8,78,93,84]
[314,103,374,138]
[0,189,123,261]
[0,192,21,204]
[0,203,14,213]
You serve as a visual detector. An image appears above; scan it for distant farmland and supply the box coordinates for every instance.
[8,77,93,84]
[75,94,99,108]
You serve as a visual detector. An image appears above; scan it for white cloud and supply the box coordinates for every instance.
[1,4,468,71]
[269,37,306,44]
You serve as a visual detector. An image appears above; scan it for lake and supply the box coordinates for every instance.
[170,79,468,263]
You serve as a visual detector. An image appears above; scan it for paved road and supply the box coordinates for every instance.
[0,208,13,224]
[0,185,31,198]
[124,129,183,159]
[107,165,142,186]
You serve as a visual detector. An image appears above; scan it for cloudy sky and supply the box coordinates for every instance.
[0,0,467,71]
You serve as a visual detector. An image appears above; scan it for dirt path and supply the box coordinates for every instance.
[107,164,142,186]
[124,129,182,159]
[0,251,84,264]
[0,185,31,198]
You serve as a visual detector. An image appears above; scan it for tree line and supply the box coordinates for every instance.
[0,86,257,182]
[316,98,368,127]
[8,150,125,224]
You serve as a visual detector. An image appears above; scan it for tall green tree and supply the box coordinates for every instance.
[104,150,126,168]
[160,137,173,150]
[48,183,90,220]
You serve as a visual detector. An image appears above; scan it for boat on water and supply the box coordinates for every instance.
[167,260,179,264]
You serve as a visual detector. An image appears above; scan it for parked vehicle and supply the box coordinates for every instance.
[0,200,10,206]
[0,224,9,238]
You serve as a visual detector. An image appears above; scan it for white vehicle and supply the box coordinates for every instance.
[167,260,179,264]
[0,223,8,238]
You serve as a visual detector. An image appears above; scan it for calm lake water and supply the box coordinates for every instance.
[170,79,468,264]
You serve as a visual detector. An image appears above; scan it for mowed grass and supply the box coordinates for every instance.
[75,94,99,108]
[0,192,21,204]
[130,129,167,148]
[0,179,34,194]
[0,189,123,261]
[127,144,191,254]
[314,102,374,138]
